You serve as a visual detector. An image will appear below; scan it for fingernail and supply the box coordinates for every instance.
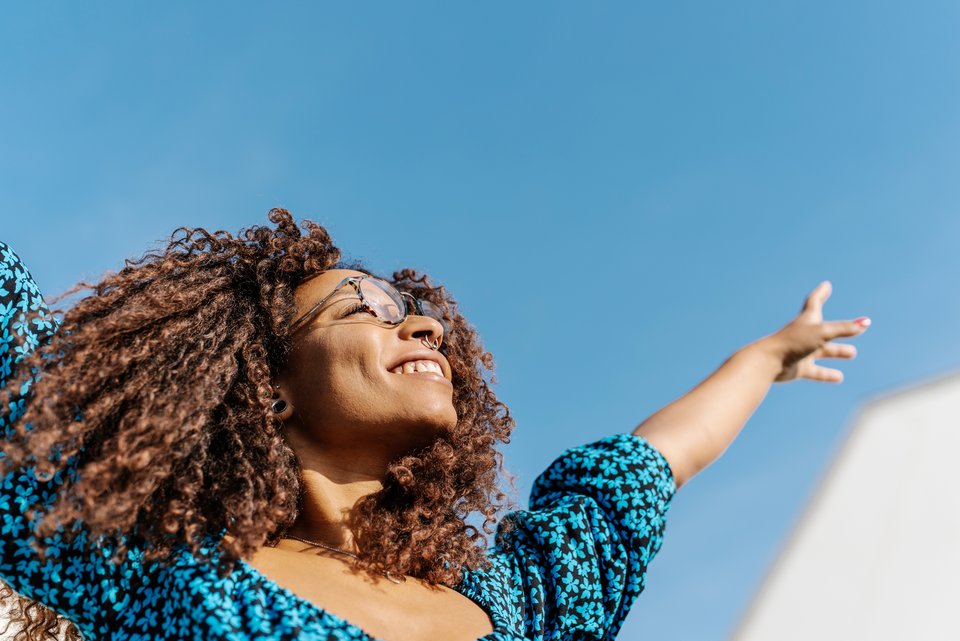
[855,316,871,327]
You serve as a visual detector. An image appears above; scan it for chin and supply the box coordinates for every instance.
[397,409,459,451]
[422,407,459,435]
[431,404,459,432]
[406,393,457,428]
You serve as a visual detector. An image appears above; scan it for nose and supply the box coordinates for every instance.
[397,313,444,348]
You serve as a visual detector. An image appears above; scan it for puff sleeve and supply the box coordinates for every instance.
[459,434,676,641]
[0,242,133,635]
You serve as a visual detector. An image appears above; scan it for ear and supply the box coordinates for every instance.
[271,384,295,420]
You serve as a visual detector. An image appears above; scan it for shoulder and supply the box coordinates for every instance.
[0,242,46,315]
[1,243,53,389]
[0,242,34,282]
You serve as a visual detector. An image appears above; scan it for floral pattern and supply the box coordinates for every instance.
[0,241,675,640]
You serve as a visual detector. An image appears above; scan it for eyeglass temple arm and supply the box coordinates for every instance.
[288,277,362,333]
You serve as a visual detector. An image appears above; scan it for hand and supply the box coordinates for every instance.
[763,281,870,383]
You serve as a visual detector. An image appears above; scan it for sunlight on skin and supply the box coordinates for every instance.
[635,281,870,488]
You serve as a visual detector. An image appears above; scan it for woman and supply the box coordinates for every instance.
[0,209,869,641]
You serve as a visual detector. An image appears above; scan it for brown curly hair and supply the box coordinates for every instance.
[0,209,514,640]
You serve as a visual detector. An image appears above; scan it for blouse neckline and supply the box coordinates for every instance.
[235,556,505,641]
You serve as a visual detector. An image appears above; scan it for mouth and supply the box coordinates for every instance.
[386,351,453,386]
[390,359,445,376]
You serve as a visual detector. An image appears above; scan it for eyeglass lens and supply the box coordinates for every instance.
[361,278,450,334]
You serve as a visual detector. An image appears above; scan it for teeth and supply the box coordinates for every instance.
[393,360,443,376]
[414,360,441,374]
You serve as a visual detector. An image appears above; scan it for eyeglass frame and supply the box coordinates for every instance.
[287,275,450,339]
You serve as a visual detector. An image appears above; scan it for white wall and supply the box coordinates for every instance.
[732,373,960,641]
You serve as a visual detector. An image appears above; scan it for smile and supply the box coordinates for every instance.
[390,359,444,376]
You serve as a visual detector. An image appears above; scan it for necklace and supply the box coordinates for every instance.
[283,534,405,584]
[285,534,360,560]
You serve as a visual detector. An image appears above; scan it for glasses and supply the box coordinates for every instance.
[288,275,450,337]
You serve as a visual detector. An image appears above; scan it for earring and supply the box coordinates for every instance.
[271,399,288,414]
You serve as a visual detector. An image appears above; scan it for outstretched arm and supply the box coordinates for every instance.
[634,281,869,488]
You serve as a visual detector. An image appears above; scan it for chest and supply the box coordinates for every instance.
[246,548,494,641]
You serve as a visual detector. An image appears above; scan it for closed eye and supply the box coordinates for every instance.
[342,302,373,319]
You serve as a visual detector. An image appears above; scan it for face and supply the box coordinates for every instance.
[276,269,457,458]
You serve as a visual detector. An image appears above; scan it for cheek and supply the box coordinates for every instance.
[286,330,456,431]
[326,357,387,403]
[289,337,387,415]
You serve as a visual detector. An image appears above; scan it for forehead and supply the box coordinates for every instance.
[293,269,369,314]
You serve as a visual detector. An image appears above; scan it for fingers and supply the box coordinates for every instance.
[803,281,871,340]
[805,364,844,383]
[802,281,832,315]
[801,343,855,383]
[823,317,871,340]
[817,342,857,360]
[793,282,867,385]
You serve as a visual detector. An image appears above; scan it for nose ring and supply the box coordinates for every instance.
[421,337,441,351]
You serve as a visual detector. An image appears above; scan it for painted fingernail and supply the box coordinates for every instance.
[855,317,871,327]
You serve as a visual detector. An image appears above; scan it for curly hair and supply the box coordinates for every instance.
[0,209,514,640]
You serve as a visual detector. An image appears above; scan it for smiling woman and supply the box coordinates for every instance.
[0,209,867,641]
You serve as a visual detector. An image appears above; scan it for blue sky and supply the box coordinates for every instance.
[3,3,959,639]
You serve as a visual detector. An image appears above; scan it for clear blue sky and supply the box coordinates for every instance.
[3,3,959,639]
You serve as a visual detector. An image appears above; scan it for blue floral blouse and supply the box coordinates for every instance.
[0,242,675,641]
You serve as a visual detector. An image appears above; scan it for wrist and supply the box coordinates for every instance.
[737,336,785,381]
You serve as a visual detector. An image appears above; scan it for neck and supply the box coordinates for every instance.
[282,421,390,551]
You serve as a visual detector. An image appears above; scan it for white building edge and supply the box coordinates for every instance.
[731,371,960,641]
